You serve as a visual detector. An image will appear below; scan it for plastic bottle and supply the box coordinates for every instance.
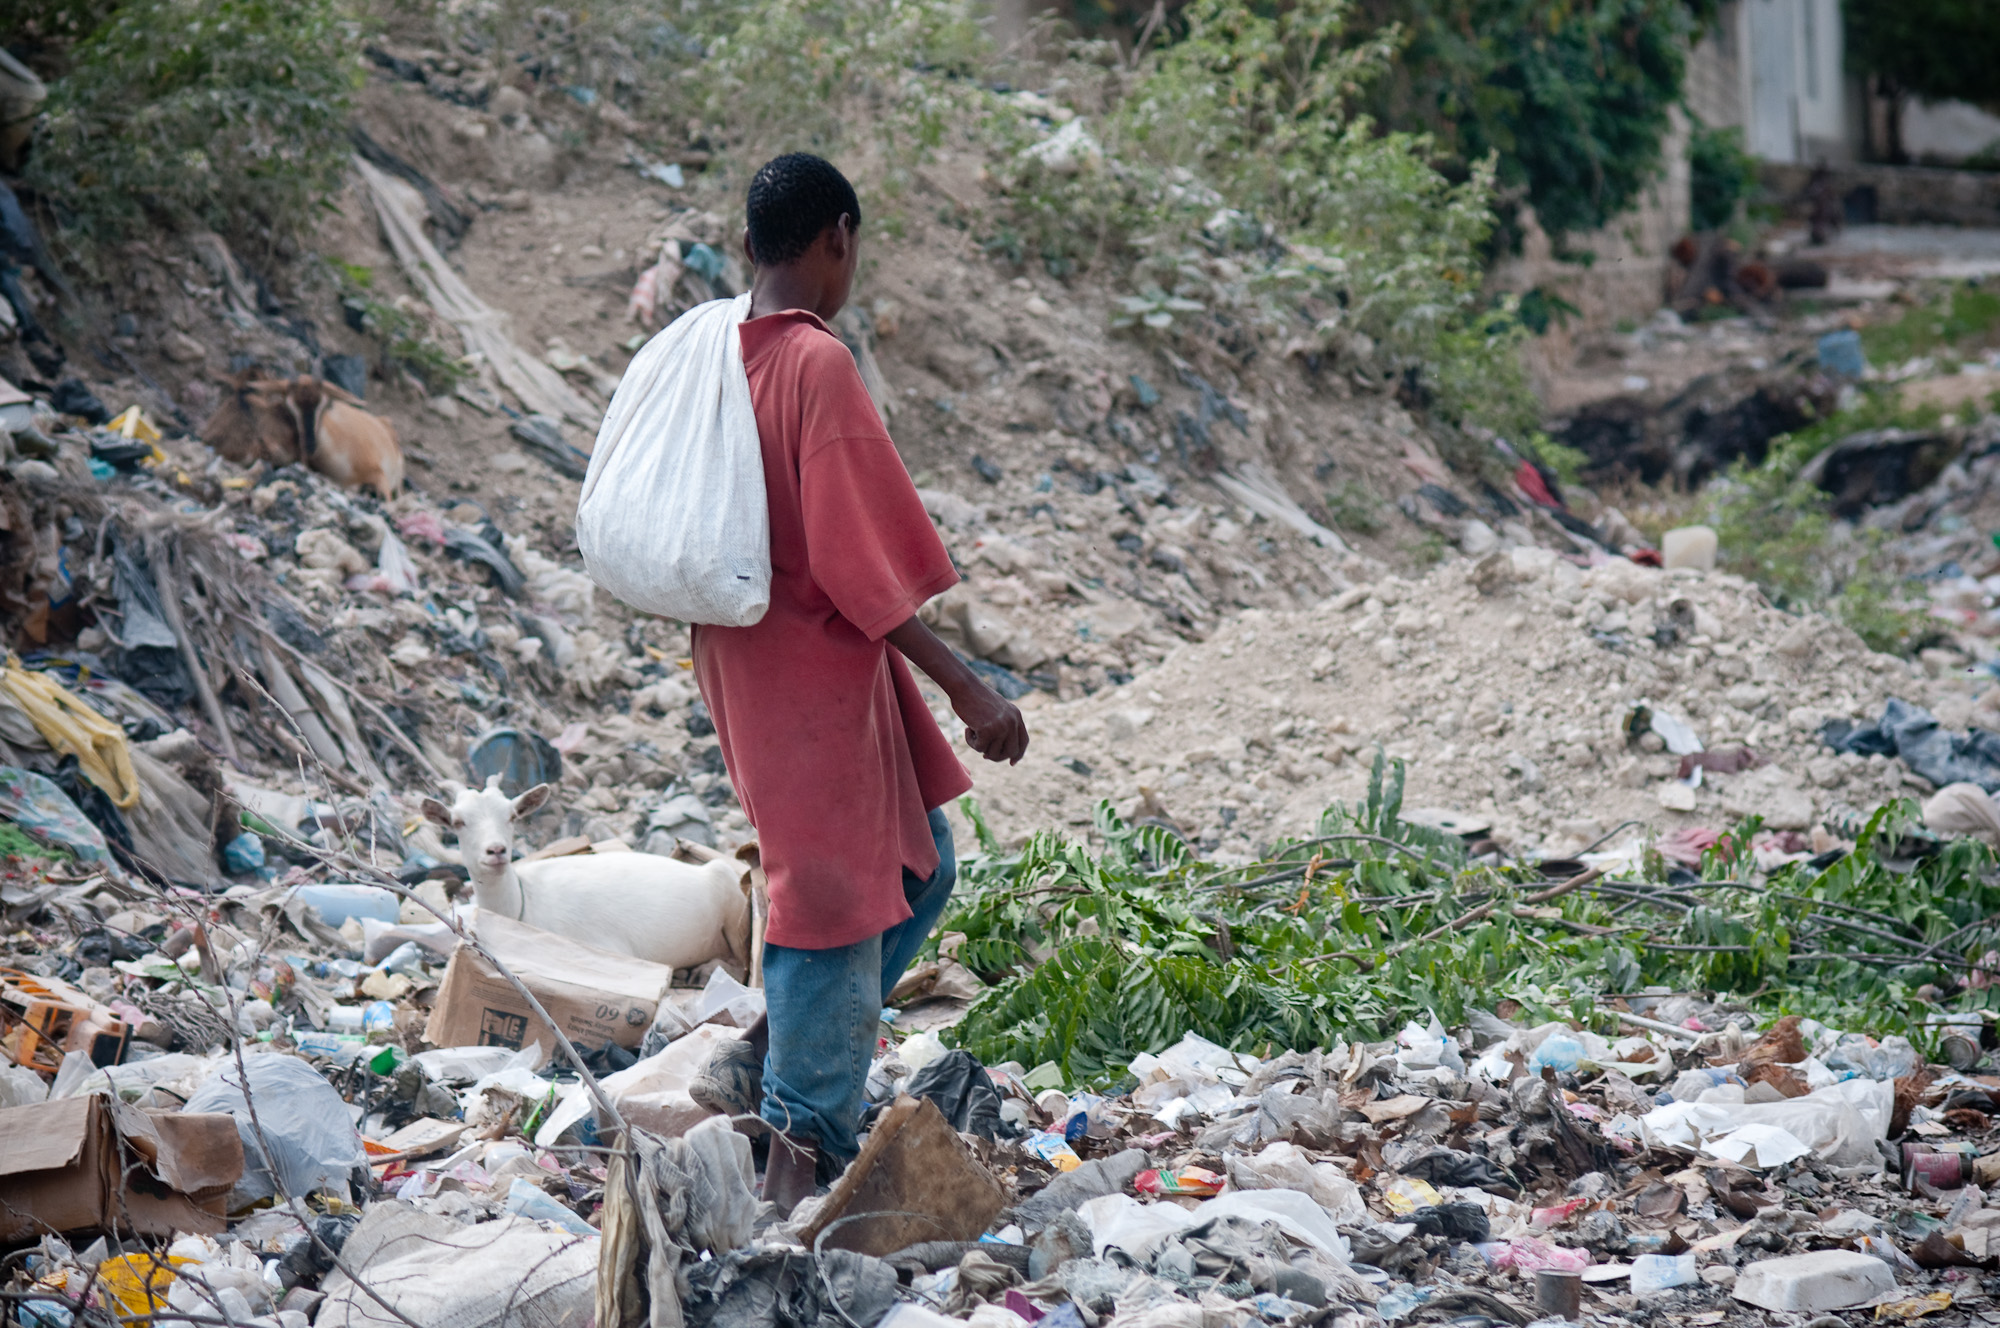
[290,884,400,928]
[1628,1253,1697,1296]
[504,1178,596,1236]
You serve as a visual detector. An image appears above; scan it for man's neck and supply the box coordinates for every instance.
[750,267,839,321]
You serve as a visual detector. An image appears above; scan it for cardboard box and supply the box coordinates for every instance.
[424,913,674,1066]
[0,1094,243,1241]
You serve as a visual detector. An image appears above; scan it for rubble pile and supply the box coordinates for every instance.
[970,542,1975,861]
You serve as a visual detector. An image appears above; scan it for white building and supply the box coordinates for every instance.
[1687,0,1858,164]
[1687,0,2000,166]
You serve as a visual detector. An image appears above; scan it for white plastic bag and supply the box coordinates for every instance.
[577,293,769,625]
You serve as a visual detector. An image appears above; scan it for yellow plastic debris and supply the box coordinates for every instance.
[98,1253,194,1317]
[105,406,168,466]
[106,405,160,443]
[1383,1175,1443,1215]
[0,659,140,808]
[1876,1292,1953,1321]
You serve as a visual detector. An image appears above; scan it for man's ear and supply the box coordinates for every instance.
[420,797,460,829]
[512,783,552,818]
[826,212,855,262]
[742,225,757,269]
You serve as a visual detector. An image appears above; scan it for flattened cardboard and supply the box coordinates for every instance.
[0,1095,243,1241]
[423,912,674,1067]
[800,1094,1008,1256]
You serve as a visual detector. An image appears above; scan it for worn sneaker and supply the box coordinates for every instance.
[689,1036,763,1118]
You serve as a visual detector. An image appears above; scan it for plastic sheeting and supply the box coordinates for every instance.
[316,1202,595,1328]
[183,1052,371,1206]
[1823,697,2000,793]
[1623,1075,1892,1168]
[0,765,112,863]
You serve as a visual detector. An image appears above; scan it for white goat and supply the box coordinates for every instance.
[420,779,753,974]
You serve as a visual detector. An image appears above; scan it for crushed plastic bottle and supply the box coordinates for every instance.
[1628,1253,1697,1296]
[1528,1034,1584,1074]
[504,1177,596,1236]
[1375,1285,1433,1322]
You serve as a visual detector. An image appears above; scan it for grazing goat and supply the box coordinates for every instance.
[200,373,405,499]
[420,778,754,974]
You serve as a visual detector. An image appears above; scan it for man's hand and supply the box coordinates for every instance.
[884,613,1032,765]
[951,679,1029,765]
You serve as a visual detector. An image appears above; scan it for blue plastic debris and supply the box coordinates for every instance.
[223,831,266,874]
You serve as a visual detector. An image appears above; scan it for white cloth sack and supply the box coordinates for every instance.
[577,293,770,625]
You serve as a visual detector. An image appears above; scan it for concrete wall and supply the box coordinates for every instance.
[1490,113,1691,351]
[1760,160,2000,228]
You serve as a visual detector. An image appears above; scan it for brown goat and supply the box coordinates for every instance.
[200,373,405,499]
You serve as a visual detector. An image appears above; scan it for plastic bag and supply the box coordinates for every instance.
[577,294,770,625]
[904,1048,1009,1140]
[0,765,112,863]
[316,1202,596,1328]
[182,1053,369,1206]
[1222,1141,1367,1225]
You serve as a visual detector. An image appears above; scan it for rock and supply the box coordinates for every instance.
[1106,709,1154,742]
[1661,526,1717,571]
[162,330,209,364]
[1655,782,1697,812]
[1732,1250,1895,1313]
[1775,623,1816,659]
[1458,519,1498,556]
[1470,552,1511,595]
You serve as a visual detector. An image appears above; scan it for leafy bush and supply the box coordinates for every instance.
[1003,0,1535,437]
[943,758,2000,1086]
[1354,0,1704,245]
[678,0,1538,440]
[25,0,361,268]
[1688,123,1758,232]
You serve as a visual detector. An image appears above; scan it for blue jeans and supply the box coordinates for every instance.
[759,808,956,1163]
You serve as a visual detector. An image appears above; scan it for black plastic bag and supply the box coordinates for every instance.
[902,1048,1009,1140]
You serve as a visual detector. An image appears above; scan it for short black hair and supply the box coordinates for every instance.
[745,153,861,267]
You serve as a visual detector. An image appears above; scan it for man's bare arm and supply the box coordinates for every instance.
[885,614,1030,764]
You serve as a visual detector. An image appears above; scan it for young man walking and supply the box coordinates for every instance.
[686,153,1029,1213]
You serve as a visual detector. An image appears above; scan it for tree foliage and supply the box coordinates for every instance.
[1844,0,2000,111]
[1353,0,1699,244]
[23,0,362,268]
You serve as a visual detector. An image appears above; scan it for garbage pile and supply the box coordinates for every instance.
[9,871,2000,1328]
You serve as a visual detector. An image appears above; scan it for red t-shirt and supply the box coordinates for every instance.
[692,310,972,950]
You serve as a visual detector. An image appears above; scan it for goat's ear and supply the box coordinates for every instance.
[420,797,460,829]
[512,783,552,818]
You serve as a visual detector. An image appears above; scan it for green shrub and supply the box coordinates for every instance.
[676,0,1536,440]
[1688,123,1758,232]
[1697,390,1937,654]
[26,0,361,269]
[1355,0,1704,245]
